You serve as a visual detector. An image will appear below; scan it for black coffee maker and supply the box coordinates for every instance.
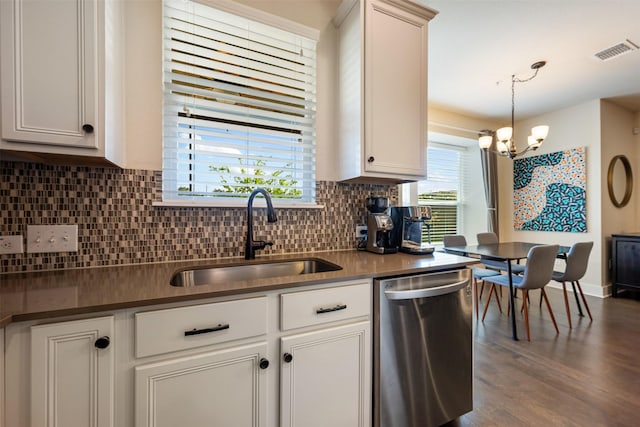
[390,206,434,254]
[365,196,398,254]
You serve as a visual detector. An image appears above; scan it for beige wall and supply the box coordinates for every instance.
[428,107,500,140]
[497,99,639,296]
[600,100,638,291]
[499,100,604,294]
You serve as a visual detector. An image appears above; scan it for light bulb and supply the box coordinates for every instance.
[478,135,493,149]
[528,135,542,150]
[497,141,509,154]
[531,125,549,142]
[496,127,513,143]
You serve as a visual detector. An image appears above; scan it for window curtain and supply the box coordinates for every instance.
[480,149,499,237]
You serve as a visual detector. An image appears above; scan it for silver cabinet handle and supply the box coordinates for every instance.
[384,279,468,300]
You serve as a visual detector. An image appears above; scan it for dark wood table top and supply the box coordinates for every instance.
[445,242,571,261]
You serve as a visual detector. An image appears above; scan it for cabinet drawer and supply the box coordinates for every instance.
[135,297,267,358]
[280,282,370,331]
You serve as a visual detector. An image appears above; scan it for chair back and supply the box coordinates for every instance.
[520,244,559,290]
[559,241,594,282]
[443,235,467,247]
[477,232,499,245]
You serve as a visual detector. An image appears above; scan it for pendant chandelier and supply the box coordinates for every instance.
[479,61,549,159]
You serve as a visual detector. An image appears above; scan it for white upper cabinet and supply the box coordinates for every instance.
[334,0,437,183]
[0,0,125,167]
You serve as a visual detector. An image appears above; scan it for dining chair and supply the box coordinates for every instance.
[443,235,501,319]
[481,244,560,341]
[551,241,594,328]
[476,232,526,275]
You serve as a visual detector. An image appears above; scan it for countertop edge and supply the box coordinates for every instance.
[1,251,478,327]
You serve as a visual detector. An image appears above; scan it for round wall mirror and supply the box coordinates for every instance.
[607,155,633,208]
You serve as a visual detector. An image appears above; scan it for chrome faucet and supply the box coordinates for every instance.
[245,188,278,260]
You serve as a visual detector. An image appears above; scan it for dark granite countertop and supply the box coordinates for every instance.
[0,250,475,326]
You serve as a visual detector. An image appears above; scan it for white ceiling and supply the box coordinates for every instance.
[425,0,640,122]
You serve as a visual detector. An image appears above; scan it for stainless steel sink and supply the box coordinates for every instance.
[170,258,343,287]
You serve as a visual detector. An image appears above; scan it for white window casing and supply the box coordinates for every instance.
[161,0,318,206]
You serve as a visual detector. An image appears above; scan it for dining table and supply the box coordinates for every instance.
[444,241,571,341]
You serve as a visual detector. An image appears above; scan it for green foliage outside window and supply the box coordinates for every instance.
[208,158,302,198]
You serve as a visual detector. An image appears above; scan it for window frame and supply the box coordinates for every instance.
[417,141,464,244]
[157,0,320,208]
[400,133,487,245]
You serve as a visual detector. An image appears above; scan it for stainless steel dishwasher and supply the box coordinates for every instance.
[374,268,473,427]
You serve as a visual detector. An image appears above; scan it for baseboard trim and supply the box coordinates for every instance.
[546,281,610,298]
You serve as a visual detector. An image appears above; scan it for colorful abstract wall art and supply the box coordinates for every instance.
[513,147,586,232]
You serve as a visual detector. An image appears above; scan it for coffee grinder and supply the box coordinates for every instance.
[365,196,398,254]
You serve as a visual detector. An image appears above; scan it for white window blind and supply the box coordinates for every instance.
[162,0,317,204]
[418,143,464,243]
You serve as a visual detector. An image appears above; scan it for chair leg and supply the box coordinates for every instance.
[570,281,585,317]
[522,289,531,341]
[481,284,501,321]
[481,284,493,321]
[541,289,560,334]
[539,290,543,308]
[562,282,573,329]
[576,280,593,322]
[479,282,486,300]
[494,285,503,314]
[520,290,533,314]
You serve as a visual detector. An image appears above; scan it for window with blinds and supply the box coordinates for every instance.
[417,143,464,243]
[162,0,318,204]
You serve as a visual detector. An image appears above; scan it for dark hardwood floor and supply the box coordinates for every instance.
[450,287,640,427]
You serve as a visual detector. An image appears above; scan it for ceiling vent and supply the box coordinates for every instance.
[594,39,639,61]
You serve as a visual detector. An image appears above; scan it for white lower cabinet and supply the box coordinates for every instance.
[135,342,268,427]
[24,316,114,427]
[4,315,115,427]
[2,279,371,427]
[280,321,371,427]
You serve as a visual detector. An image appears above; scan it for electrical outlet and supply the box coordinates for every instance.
[355,225,367,239]
[0,235,24,254]
[27,225,78,253]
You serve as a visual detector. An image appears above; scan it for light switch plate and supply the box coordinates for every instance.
[0,235,24,254]
[27,225,78,253]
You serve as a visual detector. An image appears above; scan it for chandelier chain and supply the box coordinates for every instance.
[478,61,548,160]
[510,67,542,132]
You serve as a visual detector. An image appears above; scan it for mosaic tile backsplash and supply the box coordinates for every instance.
[0,161,397,273]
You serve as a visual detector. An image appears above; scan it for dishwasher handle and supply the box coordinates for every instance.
[384,278,469,300]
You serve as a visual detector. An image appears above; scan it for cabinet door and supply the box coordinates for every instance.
[31,316,114,427]
[135,342,268,427]
[364,0,427,177]
[614,239,640,287]
[0,0,97,148]
[280,321,371,427]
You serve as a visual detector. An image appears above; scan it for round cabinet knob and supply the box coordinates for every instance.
[259,358,270,370]
[283,353,293,363]
[367,156,375,163]
[94,336,110,349]
[82,124,94,134]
